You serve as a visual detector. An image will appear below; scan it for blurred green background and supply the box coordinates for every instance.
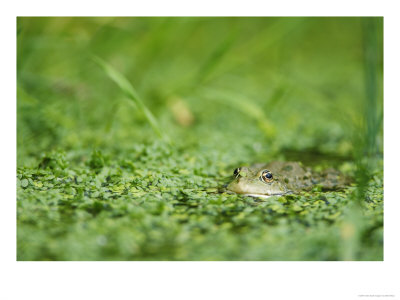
[17,17,383,260]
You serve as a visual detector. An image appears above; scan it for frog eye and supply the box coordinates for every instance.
[233,167,241,178]
[260,170,273,183]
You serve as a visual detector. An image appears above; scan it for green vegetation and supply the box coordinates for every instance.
[17,17,383,260]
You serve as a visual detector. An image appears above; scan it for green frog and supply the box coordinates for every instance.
[227,161,347,198]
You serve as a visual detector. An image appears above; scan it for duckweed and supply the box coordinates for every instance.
[17,143,383,261]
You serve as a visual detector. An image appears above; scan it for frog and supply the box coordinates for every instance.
[226,161,348,198]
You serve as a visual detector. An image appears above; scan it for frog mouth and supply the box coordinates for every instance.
[244,190,293,198]
[245,194,276,199]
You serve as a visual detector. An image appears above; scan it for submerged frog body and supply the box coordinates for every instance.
[227,161,347,198]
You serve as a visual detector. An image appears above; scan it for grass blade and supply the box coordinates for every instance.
[92,55,170,144]
[202,88,276,138]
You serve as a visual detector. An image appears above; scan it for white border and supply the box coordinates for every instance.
[8,0,388,17]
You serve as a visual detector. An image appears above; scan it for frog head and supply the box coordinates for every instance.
[227,166,290,197]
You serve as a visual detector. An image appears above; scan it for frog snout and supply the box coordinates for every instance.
[226,178,243,193]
